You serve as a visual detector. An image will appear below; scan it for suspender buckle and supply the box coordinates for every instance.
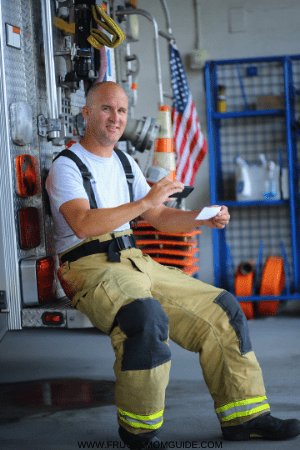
[115,235,136,251]
[126,174,134,183]
[81,171,93,179]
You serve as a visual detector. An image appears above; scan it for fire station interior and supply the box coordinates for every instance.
[0,0,300,449]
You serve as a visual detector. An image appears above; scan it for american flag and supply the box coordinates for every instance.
[170,43,207,186]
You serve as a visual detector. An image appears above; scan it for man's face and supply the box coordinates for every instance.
[85,85,128,148]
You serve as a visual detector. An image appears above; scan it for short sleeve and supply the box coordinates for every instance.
[46,157,89,212]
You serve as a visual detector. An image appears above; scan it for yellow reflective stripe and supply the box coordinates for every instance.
[216,396,268,414]
[118,408,164,430]
[119,416,163,430]
[220,403,270,422]
[118,408,163,421]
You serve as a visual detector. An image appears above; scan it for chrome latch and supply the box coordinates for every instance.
[38,114,61,137]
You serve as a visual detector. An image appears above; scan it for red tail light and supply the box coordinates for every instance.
[42,312,64,325]
[18,207,41,249]
[36,257,56,304]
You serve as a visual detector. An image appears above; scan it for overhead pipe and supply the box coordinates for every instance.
[116,8,166,106]
[158,0,175,100]
[159,0,173,35]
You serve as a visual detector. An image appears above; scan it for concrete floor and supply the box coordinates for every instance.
[0,303,300,450]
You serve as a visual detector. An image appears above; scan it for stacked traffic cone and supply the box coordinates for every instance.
[137,107,202,276]
[153,105,177,181]
[133,219,201,276]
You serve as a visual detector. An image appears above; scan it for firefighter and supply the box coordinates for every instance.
[46,81,300,447]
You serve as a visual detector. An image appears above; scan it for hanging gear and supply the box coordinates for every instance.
[53,148,138,229]
[53,5,125,50]
[53,17,76,35]
[87,5,126,50]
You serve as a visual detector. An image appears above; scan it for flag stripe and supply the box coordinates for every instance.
[174,98,192,180]
[177,99,194,181]
[170,43,207,185]
[180,100,196,183]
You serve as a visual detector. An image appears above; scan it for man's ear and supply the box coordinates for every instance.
[81,105,89,120]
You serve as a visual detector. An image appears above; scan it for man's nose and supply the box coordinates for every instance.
[109,110,118,122]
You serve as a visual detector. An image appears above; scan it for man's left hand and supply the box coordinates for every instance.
[205,205,230,229]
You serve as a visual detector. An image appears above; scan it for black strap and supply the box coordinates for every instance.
[114,148,134,203]
[60,234,137,264]
[114,148,138,229]
[53,149,98,209]
[54,147,138,228]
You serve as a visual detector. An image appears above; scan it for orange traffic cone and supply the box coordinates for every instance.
[153,105,177,181]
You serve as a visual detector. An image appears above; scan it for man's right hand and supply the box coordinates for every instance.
[143,177,185,209]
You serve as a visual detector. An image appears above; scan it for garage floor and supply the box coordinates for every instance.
[0,302,300,450]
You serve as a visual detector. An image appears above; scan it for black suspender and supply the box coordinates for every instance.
[113,149,138,228]
[53,149,98,210]
[53,148,137,228]
[113,148,134,205]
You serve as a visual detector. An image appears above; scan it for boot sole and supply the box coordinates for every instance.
[223,425,300,441]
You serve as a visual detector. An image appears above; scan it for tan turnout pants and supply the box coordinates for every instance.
[58,230,270,437]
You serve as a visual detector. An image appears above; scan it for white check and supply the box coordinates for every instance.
[196,206,222,221]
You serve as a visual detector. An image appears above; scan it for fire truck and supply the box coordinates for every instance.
[0,0,176,340]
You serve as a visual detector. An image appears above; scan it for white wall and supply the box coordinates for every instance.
[129,0,300,285]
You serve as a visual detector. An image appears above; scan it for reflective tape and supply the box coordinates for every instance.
[216,396,270,422]
[118,408,164,430]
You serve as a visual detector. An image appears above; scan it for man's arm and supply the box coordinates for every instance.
[60,197,150,238]
[60,177,185,238]
[141,204,230,233]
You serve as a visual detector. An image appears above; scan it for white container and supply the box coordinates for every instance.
[281,168,290,199]
[235,156,281,201]
[235,157,251,199]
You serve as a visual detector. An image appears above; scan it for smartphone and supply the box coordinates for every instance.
[171,186,194,198]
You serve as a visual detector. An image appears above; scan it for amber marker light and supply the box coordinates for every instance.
[15,154,37,197]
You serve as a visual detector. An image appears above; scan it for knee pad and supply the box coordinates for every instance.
[214,291,252,355]
[116,298,171,371]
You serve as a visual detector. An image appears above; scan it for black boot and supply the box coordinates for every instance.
[119,426,162,450]
[222,412,300,441]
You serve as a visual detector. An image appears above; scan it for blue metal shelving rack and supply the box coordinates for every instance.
[205,55,300,302]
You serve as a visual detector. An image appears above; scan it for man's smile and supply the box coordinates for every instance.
[107,125,119,131]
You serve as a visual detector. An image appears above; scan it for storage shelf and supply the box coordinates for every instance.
[219,199,289,207]
[237,294,300,302]
[212,109,284,120]
[205,55,300,304]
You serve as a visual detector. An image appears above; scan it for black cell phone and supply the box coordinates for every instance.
[171,186,194,198]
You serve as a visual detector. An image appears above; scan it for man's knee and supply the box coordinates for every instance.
[116,298,171,371]
[214,290,252,355]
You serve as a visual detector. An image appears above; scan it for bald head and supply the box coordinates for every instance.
[86,81,128,108]
[81,81,128,155]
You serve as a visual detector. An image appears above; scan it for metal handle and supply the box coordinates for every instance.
[41,0,60,140]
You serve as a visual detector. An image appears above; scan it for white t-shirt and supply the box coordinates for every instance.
[46,143,150,254]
